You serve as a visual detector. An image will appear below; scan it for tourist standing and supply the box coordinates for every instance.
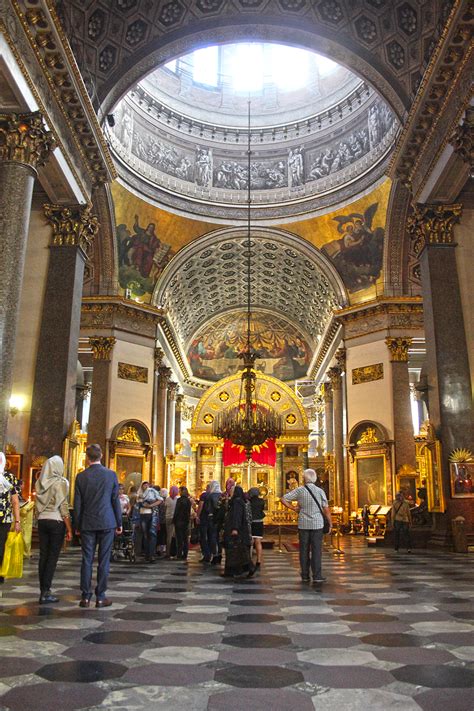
[35,456,73,603]
[0,452,21,584]
[281,468,331,584]
[173,486,192,560]
[391,492,412,553]
[137,481,162,562]
[248,487,265,568]
[73,444,122,608]
[223,485,255,578]
[165,486,179,558]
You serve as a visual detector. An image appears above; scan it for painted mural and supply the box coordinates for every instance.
[321,203,384,293]
[112,178,391,303]
[187,310,312,382]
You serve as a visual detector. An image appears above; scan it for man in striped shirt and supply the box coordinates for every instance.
[281,469,332,584]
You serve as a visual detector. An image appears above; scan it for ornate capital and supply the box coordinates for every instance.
[158,366,172,388]
[154,347,165,370]
[450,106,474,171]
[385,337,412,362]
[407,203,463,256]
[175,393,184,410]
[167,381,178,400]
[335,348,346,371]
[89,336,116,361]
[322,381,333,402]
[44,203,99,255]
[0,112,54,169]
[327,366,342,389]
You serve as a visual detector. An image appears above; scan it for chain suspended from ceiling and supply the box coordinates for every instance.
[213,101,283,460]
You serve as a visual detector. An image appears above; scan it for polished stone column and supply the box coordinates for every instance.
[316,408,325,457]
[323,382,334,453]
[151,347,164,484]
[408,204,474,514]
[302,445,309,470]
[215,445,223,483]
[276,445,284,497]
[175,393,183,448]
[155,366,171,487]
[190,445,198,495]
[87,337,116,453]
[385,337,416,470]
[166,381,178,455]
[28,204,99,458]
[328,366,344,511]
[0,112,54,448]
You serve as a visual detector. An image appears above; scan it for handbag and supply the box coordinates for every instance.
[190,525,200,545]
[0,531,24,579]
[304,485,330,534]
[225,537,250,570]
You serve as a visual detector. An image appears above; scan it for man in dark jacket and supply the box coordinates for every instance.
[73,444,122,608]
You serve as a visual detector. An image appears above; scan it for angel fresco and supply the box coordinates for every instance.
[321,203,384,293]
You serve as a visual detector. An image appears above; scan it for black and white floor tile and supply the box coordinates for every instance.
[0,539,473,710]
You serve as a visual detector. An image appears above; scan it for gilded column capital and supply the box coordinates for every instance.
[322,381,333,401]
[0,112,55,170]
[327,366,342,390]
[175,393,184,409]
[407,203,462,256]
[89,336,116,361]
[335,348,346,371]
[44,203,99,255]
[158,366,172,388]
[385,337,412,362]
[154,347,165,370]
[167,381,178,400]
[450,106,474,170]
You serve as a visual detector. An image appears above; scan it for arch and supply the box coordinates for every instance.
[99,18,408,121]
[110,419,151,444]
[348,420,390,446]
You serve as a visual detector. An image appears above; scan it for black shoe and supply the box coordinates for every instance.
[39,593,59,604]
[255,562,261,568]
[313,577,326,583]
[247,567,256,578]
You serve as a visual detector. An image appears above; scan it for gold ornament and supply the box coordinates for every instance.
[357,427,379,445]
[44,203,99,255]
[286,413,297,425]
[203,413,214,425]
[449,448,474,463]
[407,204,462,256]
[270,391,281,402]
[219,391,230,402]
[117,426,141,443]
[89,336,116,361]
[0,111,54,168]
[385,337,412,362]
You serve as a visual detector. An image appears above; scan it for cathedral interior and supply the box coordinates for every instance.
[0,1,473,709]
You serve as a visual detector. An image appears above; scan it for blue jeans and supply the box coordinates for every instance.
[140,514,157,559]
[80,528,115,600]
[199,519,217,561]
[298,528,324,580]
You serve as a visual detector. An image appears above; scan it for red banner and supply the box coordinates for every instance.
[222,439,277,467]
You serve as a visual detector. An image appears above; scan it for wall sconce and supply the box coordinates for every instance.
[9,394,25,418]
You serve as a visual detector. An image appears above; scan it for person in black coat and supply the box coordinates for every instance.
[73,444,122,608]
[173,486,192,560]
[248,487,265,568]
[223,485,255,578]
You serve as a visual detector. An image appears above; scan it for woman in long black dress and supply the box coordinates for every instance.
[223,485,255,578]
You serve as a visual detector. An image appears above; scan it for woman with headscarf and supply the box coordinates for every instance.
[197,480,222,564]
[164,486,179,558]
[248,487,265,569]
[156,488,168,556]
[35,455,72,603]
[0,452,21,584]
[223,485,255,578]
[137,481,162,562]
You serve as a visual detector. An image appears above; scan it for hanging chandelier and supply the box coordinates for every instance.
[213,102,283,460]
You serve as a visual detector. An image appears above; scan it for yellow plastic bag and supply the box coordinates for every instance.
[0,531,24,579]
[19,501,35,558]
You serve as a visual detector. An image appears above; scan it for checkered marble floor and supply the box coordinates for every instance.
[0,539,473,710]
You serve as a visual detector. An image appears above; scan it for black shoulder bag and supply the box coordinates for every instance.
[304,485,330,534]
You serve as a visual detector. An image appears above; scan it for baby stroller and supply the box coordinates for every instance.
[111,515,136,563]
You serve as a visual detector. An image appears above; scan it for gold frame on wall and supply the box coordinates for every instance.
[354,453,387,510]
[114,452,145,491]
[415,424,445,512]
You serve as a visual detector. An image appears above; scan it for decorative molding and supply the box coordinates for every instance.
[406,203,463,256]
[154,347,165,370]
[117,362,148,383]
[450,105,474,169]
[0,111,54,169]
[335,297,424,341]
[385,336,412,362]
[44,202,99,257]
[352,363,384,385]
[89,336,116,361]
[81,297,165,339]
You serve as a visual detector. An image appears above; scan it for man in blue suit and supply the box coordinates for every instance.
[73,443,122,608]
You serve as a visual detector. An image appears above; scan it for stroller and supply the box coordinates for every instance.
[111,515,136,563]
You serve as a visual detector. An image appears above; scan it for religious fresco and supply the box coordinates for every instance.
[112,178,390,303]
[187,310,312,383]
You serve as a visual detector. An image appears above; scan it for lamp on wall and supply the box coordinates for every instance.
[213,102,282,459]
[9,394,25,418]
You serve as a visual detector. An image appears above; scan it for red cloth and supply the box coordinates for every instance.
[222,438,277,467]
[251,439,277,466]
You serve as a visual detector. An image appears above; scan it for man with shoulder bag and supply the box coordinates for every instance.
[281,469,332,584]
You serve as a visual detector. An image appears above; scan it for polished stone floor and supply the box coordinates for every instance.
[0,539,473,710]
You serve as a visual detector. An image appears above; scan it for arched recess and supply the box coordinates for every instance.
[347,420,394,512]
[109,419,152,489]
[190,369,309,440]
[98,15,408,120]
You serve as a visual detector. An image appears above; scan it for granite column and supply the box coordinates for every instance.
[166,382,177,456]
[87,337,116,455]
[174,394,183,449]
[28,204,99,458]
[386,337,416,471]
[0,112,54,448]
[155,366,171,487]
[328,366,345,512]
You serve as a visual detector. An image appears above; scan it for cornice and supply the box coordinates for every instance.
[7,0,116,191]
[389,0,473,198]
[81,296,165,338]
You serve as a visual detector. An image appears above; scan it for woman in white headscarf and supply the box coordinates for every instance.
[35,456,72,603]
[0,452,21,583]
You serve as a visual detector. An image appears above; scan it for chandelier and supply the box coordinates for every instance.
[213,102,283,460]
